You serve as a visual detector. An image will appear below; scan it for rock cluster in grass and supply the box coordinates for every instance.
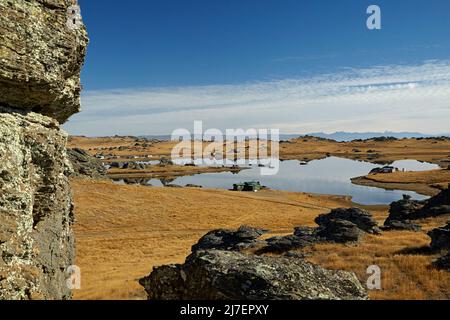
[139,208,380,300]
[263,207,381,252]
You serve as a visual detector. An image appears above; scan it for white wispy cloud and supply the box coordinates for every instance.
[64,60,450,136]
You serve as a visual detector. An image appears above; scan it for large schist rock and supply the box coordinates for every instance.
[0,0,88,300]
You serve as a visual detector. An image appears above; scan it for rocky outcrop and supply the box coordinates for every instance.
[68,148,107,179]
[383,195,422,231]
[315,208,381,235]
[383,188,450,231]
[264,233,319,253]
[140,249,368,300]
[139,223,372,300]
[0,111,74,300]
[192,209,381,256]
[418,185,450,218]
[384,195,425,222]
[0,0,87,300]
[315,219,364,243]
[428,222,450,251]
[383,220,421,232]
[192,226,268,252]
[0,0,88,123]
[262,208,381,252]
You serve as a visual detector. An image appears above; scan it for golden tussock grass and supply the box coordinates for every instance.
[72,179,450,300]
[72,179,350,300]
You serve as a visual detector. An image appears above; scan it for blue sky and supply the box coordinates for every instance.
[65,0,450,136]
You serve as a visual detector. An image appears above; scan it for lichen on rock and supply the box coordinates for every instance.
[0,0,88,123]
[0,0,88,300]
[0,110,74,300]
[140,249,368,300]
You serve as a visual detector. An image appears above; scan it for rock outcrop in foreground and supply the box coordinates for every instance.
[0,0,87,299]
[0,0,88,123]
[140,222,369,300]
[140,249,368,300]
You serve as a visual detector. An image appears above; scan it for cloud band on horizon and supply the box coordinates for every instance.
[64,60,450,136]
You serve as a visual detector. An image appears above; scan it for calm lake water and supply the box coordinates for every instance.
[115,157,438,205]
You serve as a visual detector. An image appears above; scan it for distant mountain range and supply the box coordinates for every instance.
[302,131,450,142]
[140,132,450,142]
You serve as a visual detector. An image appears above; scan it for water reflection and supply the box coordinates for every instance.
[114,157,437,205]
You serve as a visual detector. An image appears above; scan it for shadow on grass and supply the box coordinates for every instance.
[396,246,436,256]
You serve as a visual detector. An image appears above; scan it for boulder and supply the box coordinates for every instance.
[316,219,364,243]
[262,227,321,253]
[264,208,381,252]
[383,188,450,227]
[428,222,450,251]
[294,226,317,237]
[140,249,368,300]
[382,220,421,232]
[315,207,381,235]
[0,0,88,123]
[264,234,318,253]
[385,195,425,222]
[192,226,268,252]
[416,186,450,218]
[0,111,74,300]
[67,148,107,179]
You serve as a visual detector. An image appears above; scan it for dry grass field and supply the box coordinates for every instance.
[71,179,450,300]
[108,165,244,180]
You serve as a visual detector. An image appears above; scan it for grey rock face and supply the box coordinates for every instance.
[0,111,74,300]
[68,148,107,179]
[0,0,87,300]
[382,220,421,232]
[315,207,381,235]
[0,0,88,123]
[140,249,368,300]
